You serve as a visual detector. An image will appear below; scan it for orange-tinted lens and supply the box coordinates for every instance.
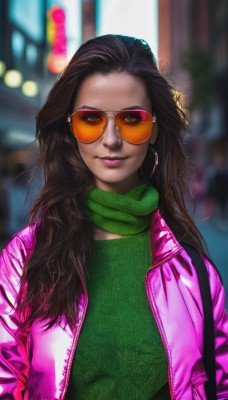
[70,110,106,143]
[115,110,153,144]
[69,109,153,144]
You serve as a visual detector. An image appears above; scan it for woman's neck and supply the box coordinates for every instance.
[94,227,123,240]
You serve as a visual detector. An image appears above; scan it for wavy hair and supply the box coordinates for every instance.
[18,34,205,328]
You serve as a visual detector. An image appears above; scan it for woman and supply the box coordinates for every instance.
[0,34,227,399]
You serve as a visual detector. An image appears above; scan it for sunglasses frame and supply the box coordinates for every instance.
[67,109,156,144]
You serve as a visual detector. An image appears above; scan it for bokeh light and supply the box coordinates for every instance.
[22,80,39,97]
[4,69,23,88]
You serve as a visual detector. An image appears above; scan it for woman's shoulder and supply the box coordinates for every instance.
[1,222,39,267]
[14,222,38,244]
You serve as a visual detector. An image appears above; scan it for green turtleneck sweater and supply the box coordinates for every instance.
[66,232,169,399]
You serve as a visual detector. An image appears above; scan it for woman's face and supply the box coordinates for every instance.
[73,72,155,194]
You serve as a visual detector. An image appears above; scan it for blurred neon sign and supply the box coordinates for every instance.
[47,5,68,74]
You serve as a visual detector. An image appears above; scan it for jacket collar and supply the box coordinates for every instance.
[149,210,182,267]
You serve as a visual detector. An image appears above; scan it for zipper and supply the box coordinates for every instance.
[145,246,205,400]
[145,256,181,400]
[60,284,88,400]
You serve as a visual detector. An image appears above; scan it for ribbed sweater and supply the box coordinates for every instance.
[66,233,170,399]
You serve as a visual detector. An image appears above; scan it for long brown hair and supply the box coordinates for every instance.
[18,34,205,328]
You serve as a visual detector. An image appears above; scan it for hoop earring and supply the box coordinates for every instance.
[140,145,158,178]
[150,147,158,176]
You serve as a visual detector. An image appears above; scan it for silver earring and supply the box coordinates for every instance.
[140,145,158,178]
[150,147,158,176]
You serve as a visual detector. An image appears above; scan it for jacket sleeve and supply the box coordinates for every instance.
[203,256,228,399]
[0,234,29,399]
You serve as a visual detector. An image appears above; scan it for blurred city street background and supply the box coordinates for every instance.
[0,0,227,308]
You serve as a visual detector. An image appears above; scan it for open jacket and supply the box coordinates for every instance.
[0,210,227,399]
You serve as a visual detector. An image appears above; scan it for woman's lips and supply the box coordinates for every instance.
[98,157,126,166]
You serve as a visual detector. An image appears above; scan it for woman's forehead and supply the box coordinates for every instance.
[73,72,151,111]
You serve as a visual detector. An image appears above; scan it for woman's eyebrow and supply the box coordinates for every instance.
[76,105,147,111]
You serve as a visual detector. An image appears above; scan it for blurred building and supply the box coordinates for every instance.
[0,0,45,142]
[158,0,228,144]
[158,0,228,226]
[0,0,84,144]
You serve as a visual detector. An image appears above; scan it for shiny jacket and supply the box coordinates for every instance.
[0,210,227,399]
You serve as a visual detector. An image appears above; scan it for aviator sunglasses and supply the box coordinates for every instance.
[68,109,156,145]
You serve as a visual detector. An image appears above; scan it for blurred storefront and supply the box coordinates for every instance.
[0,0,45,240]
[0,0,84,242]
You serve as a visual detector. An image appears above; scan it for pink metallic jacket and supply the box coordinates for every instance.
[0,210,227,399]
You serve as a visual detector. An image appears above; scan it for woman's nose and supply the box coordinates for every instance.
[101,117,122,148]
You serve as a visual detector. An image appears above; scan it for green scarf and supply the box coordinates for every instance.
[86,184,159,235]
